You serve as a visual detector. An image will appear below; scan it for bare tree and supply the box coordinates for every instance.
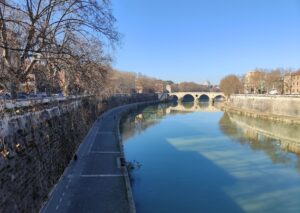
[283,71,293,95]
[0,0,119,97]
[220,75,243,96]
[170,82,211,92]
[264,69,284,94]
[107,69,137,95]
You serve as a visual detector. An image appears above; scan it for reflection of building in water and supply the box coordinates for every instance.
[219,112,300,165]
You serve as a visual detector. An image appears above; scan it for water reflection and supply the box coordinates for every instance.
[121,102,220,141]
[220,112,300,165]
[121,102,300,213]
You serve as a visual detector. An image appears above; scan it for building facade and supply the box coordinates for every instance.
[284,71,300,94]
[243,71,265,94]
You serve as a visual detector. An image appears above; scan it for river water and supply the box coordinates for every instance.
[121,102,300,213]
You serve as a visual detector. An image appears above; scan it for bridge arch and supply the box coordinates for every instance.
[213,95,225,102]
[169,94,179,102]
[198,94,210,102]
[182,94,195,102]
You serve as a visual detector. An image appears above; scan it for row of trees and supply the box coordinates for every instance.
[0,0,119,97]
[220,68,296,96]
[102,70,170,96]
[170,82,220,92]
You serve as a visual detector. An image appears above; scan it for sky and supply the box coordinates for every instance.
[111,0,300,84]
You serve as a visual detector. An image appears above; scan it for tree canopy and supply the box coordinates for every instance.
[0,0,119,96]
[220,75,243,96]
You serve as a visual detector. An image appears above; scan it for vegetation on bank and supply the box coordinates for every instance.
[0,0,120,97]
[220,68,300,96]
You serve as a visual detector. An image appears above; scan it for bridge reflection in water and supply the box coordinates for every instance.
[121,102,220,142]
[166,101,221,113]
[121,102,300,213]
[122,102,300,165]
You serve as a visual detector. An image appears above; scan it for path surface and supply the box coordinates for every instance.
[41,103,145,213]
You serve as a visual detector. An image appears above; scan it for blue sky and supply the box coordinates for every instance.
[111,0,300,84]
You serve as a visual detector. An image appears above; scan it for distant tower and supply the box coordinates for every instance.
[166,84,172,93]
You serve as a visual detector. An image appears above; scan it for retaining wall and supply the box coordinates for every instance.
[226,95,300,122]
[0,94,157,212]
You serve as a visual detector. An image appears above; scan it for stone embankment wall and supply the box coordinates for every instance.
[226,94,300,123]
[0,94,157,213]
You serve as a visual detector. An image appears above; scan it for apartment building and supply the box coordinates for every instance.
[284,71,300,94]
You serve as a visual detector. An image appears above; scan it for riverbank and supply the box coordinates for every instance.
[121,102,300,212]
[41,100,160,213]
[223,94,300,124]
[0,94,158,213]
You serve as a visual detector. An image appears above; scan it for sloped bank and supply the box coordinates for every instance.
[223,94,300,124]
[0,94,157,213]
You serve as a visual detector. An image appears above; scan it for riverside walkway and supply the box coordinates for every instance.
[41,102,151,213]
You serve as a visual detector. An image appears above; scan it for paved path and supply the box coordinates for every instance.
[41,103,148,213]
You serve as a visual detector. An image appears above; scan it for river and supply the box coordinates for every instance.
[120,102,300,213]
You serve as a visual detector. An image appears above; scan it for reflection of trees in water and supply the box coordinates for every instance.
[122,102,203,141]
[219,112,300,169]
[122,102,219,143]
[121,104,170,142]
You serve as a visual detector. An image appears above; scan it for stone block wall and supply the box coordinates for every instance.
[228,95,300,118]
[0,94,158,212]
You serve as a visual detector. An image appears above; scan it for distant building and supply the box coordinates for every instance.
[284,71,300,94]
[203,80,211,87]
[244,71,265,94]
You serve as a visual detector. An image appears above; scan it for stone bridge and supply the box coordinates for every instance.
[168,92,225,102]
